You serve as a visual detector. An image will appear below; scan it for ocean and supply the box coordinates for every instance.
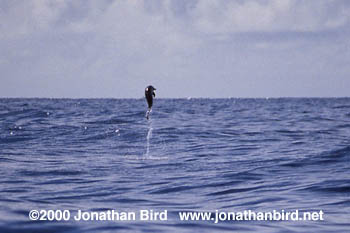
[0,98,349,232]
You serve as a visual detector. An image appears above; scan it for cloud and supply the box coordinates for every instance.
[190,0,350,34]
[2,0,349,59]
[2,0,350,38]
[0,0,349,97]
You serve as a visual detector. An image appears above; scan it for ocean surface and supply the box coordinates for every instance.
[0,98,349,233]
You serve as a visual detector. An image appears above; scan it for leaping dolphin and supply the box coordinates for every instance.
[145,85,156,119]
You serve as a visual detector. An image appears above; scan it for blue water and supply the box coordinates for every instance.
[0,98,349,232]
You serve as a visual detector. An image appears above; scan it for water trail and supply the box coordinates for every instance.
[145,119,153,157]
[146,108,152,120]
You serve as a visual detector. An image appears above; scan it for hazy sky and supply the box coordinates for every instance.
[1,0,349,98]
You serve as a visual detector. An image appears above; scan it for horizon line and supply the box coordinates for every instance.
[0,96,349,99]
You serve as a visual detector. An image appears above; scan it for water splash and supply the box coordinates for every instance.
[145,119,153,157]
[146,108,152,120]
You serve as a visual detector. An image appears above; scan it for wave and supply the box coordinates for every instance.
[282,145,350,167]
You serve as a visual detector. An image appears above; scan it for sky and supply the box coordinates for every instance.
[1,0,350,98]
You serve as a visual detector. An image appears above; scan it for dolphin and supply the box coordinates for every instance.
[145,85,156,119]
